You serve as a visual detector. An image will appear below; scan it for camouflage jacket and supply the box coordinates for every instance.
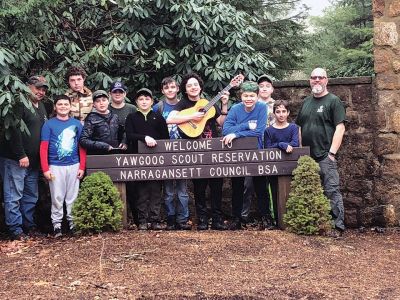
[65,86,93,122]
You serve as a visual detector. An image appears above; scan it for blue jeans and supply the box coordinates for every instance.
[164,179,189,223]
[3,158,39,235]
[319,156,345,231]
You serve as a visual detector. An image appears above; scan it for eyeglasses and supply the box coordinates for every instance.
[310,76,327,80]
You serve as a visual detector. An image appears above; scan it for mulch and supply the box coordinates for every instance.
[1,228,399,299]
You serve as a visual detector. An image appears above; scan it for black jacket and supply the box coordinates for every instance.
[1,101,47,169]
[79,111,124,155]
[125,110,169,153]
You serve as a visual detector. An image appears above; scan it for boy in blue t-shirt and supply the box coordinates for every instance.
[264,99,300,225]
[153,77,191,230]
[40,95,86,237]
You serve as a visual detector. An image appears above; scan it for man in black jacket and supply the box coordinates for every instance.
[79,90,126,155]
[2,75,49,240]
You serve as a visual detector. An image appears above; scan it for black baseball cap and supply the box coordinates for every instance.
[257,74,273,85]
[135,88,153,99]
[27,75,49,89]
[92,90,109,100]
[110,81,127,93]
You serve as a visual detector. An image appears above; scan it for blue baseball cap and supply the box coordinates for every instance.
[110,81,127,93]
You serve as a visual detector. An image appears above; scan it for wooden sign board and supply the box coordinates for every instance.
[138,136,258,153]
[86,136,310,181]
[85,137,310,229]
[86,147,310,169]
[87,161,299,181]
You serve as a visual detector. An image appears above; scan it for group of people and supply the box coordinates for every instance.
[0,66,346,240]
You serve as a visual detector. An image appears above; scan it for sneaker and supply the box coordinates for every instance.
[166,216,176,231]
[69,222,75,231]
[138,223,148,230]
[326,228,344,238]
[176,222,192,230]
[211,221,228,230]
[241,216,250,225]
[27,227,45,238]
[260,216,275,230]
[245,219,259,229]
[166,223,176,230]
[150,222,164,230]
[127,222,138,231]
[229,219,242,230]
[54,228,62,238]
[197,218,208,231]
[11,232,28,241]
[68,224,78,236]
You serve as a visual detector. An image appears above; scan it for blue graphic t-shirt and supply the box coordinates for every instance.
[41,117,83,166]
[153,101,181,139]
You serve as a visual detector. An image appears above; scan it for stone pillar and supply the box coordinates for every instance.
[373,0,400,226]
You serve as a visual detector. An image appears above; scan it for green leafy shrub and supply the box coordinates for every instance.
[72,172,123,233]
[284,156,332,235]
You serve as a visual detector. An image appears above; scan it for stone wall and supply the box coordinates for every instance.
[372,0,400,226]
[273,76,397,228]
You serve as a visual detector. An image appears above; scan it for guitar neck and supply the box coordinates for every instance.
[203,84,233,112]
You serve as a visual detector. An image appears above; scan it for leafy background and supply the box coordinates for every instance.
[0,0,372,132]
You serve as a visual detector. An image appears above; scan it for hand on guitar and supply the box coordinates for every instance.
[221,91,229,105]
[219,91,230,117]
[191,111,205,121]
[145,136,157,147]
[222,133,236,145]
[230,74,245,87]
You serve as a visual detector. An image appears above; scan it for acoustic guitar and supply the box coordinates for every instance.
[177,74,244,138]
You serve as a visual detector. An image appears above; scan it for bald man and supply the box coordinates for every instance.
[296,68,346,236]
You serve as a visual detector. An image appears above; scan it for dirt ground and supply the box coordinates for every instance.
[0,228,399,300]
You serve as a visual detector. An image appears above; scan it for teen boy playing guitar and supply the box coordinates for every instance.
[167,72,242,230]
